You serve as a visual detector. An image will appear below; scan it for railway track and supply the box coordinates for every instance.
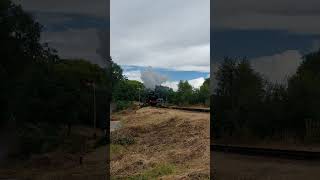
[145,106,320,160]
[211,144,320,160]
[158,105,210,113]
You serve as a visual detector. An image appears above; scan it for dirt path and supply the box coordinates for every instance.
[111,107,210,179]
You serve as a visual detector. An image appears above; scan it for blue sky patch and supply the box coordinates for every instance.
[121,65,209,81]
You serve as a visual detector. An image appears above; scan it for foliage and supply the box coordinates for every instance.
[287,50,320,133]
[111,60,125,89]
[111,71,210,107]
[198,78,210,105]
[0,0,114,158]
[0,0,57,125]
[113,80,144,102]
[176,80,193,105]
[213,51,320,143]
[115,100,133,111]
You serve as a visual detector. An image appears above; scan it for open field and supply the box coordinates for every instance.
[111,107,210,179]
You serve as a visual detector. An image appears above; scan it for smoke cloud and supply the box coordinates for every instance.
[141,67,167,90]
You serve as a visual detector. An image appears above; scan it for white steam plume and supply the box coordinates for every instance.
[141,67,167,90]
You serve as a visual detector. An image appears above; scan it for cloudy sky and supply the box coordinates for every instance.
[14,0,109,67]
[111,0,210,90]
[15,0,317,91]
[211,0,320,90]
[16,0,210,91]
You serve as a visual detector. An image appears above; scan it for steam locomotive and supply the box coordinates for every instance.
[145,91,164,106]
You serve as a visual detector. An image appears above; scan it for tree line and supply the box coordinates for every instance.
[212,52,320,143]
[111,68,210,109]
[0,0,117,157]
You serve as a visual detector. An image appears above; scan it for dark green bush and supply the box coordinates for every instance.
[115,101,133,111]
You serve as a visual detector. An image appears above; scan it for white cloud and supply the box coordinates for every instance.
[161,77,206,91]
[123,70,142,82]
[124,69,207,91]
[111,0,210,72]
[251,50,303,83]
[188,77,206,89]
[162,81,179,91]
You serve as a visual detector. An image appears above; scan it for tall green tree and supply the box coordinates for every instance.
[213,57,265,138]
[177,80,193,105]
[287,50,320,132]
[198,78,210,105]
[0,0,58,125]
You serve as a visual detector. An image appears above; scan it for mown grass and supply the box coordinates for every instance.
[112,163,175,180]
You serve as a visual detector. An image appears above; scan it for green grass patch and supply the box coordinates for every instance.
[110,144,125,159]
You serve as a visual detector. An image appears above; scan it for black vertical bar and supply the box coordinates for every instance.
[210,0,214,178]
[106,0,111,179]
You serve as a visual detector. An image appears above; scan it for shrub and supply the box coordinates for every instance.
[116,101,133,111]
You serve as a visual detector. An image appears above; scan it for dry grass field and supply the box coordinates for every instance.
[110,107,210,179]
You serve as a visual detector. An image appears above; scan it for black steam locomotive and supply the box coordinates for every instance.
[145,91,164,106]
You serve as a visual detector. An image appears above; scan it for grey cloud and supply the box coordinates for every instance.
[210,50,303,94]
[251,50,303,84]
